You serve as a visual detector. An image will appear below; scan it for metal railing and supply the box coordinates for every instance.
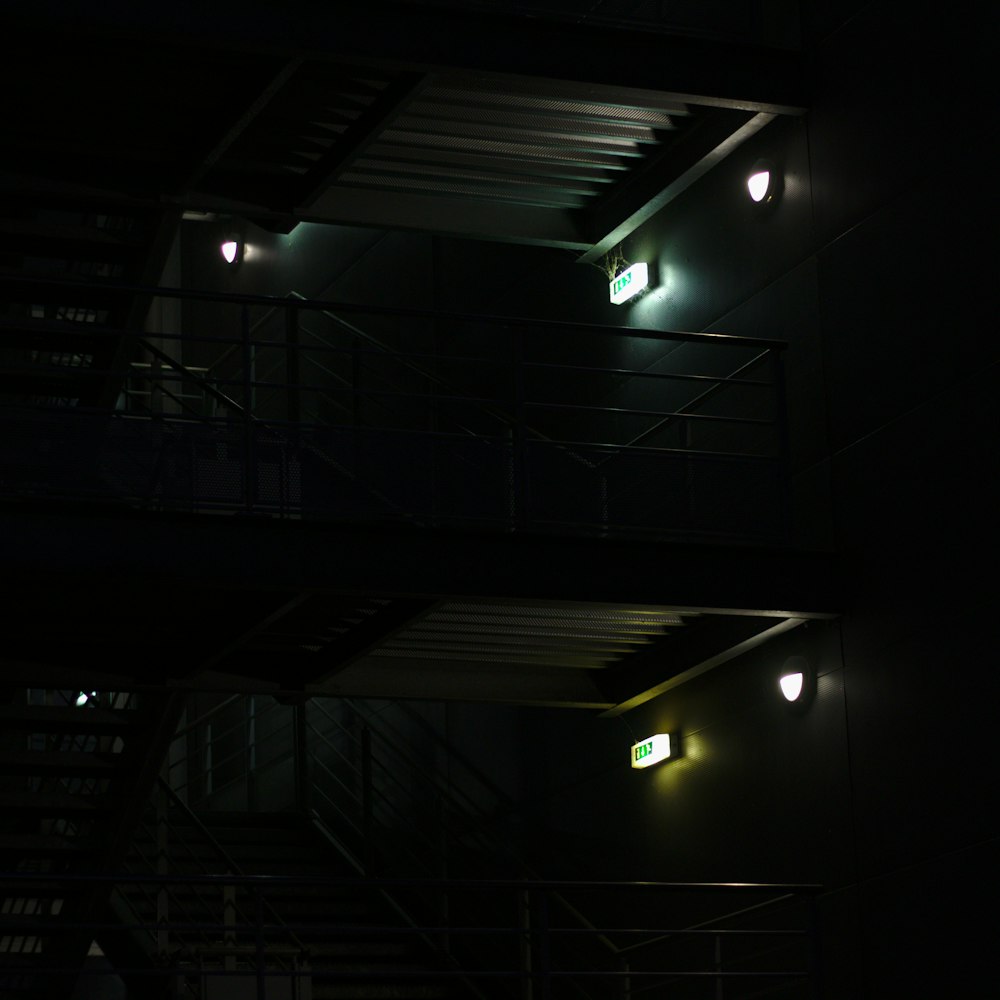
[0,273,790,544]
[165,695,525,880]
[0,872,822,1000]
[111,777,307,985]
[164,693,629,999]
[159,693,824,999]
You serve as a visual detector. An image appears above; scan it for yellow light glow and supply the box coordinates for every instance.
[747,170,771,202]
[779,672,804,701]
[631,733,671,769]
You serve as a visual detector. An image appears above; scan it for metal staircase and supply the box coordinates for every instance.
[107,791,474,999]
[84,694,819,1000]
[0,687,183,998]
[0,185,179,516]
[0,192,178,404]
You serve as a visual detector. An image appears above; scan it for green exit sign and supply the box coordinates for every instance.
[631,733,671,769]
[612,272,633,296]
[609,262,649,305]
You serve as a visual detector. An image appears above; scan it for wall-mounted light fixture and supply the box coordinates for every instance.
[746,158,782,207]
[220,238,242,264]
[610,262,649,305]
[778,655,814,709]
[75,691,97,707]
[631,732,674,769]
[779,672,804,701]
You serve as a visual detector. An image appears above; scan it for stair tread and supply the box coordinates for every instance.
[115,806,461,998]
[0,790,103,812]
[0,315,125,340]
[0,749,120,773]
[0,833,97,852]
[0,265,135,303]
[0,216,145,248]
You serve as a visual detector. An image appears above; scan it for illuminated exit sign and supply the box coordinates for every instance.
[631,733,672,769]
[609,262,648,305]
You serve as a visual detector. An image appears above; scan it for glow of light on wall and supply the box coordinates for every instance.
[631,733,672,769]
[610,262,648,304]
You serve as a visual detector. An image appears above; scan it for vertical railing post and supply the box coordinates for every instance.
[246,694,257,812]
[681,415,694,533]
[286,302,301,426]
[536,889,551,1000]
[294,699,310,813]
[351,337,362,427]
[511,327,530,530]
[204,721,213,801]
[155,781,169,959]
[285,302,301,516]
[518,888,533,1000]
[223,883,237,974]
[150,352,163,416]
[428,316,439,527]
[807,892,824,1000]
[255,886,266,1000]
[241,303,256,512]
[351,336,363,503]
[773,347,792,544]
[714,931,724,1000]
[361,725,375,875]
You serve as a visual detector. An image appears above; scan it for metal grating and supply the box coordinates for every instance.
[209,64,688,214]
[2,10,803,248]
[365,599,694,670]
[239,596,395,656]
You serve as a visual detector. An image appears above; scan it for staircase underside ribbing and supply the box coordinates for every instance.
[0,504,840,712]
[1,1,805,253]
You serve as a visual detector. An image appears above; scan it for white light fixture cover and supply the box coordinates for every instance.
[747,170,772,203]
[220,240,240,264]
[631,733,672,769]
[778,655,813,708]
[779,672,805,702]
[610,262,649,304]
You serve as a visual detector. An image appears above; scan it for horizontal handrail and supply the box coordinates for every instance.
[616,889,807,957]
[1,317,779,396]
[0,870,821,896]
[4,274,790,542]
[5,870,821,983]
[1,272,788,351]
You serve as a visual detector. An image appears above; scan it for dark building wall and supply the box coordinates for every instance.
[171,4,995,995]
[384,5,996,998]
